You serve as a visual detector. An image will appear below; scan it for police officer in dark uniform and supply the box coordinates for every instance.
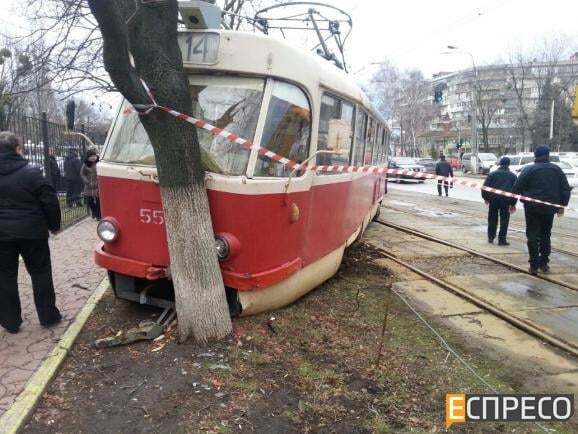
[435,154,454,197]
[514,145,572,275]
[0,132,62,334]
[482,157,518,245]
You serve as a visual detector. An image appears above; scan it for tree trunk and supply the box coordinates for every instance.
[482,127,489,152]
[161,185,232,341]
[88,0,232,342]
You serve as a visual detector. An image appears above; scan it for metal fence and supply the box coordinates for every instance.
[3,112,108,229]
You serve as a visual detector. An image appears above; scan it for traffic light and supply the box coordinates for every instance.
[434,90,443,104]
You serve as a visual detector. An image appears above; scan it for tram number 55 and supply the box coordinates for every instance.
[139,209,164,225]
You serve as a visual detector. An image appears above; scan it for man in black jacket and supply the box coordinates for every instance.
[514,145,572,275]
[482,157,518,245]
[435,154,454,197]
[64,149,82,207]
[0,131,62,334]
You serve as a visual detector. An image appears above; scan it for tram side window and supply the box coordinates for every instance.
[379,126,386,164]
[364,117,375,165]
[254,81,311,177]
[373,125,382,165]
[316,94,355,171]
[353,110,367,166]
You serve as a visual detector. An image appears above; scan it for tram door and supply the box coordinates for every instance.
[249,79,315,267]
[306,94,358,261]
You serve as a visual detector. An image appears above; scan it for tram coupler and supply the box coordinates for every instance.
[94,307,176,349]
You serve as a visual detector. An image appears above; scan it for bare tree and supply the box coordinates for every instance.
[0,36,34,128]
[19,0,277,97]
[507,36,578,150]
[87,0,232,342]
[395,70,436,157]
[365,60,400,122]
[367,64,437,157]
[474,68,508,152]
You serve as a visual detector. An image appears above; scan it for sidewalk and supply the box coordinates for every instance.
[0,219,105,416]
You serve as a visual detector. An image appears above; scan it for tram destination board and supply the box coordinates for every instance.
[178,32,220,64]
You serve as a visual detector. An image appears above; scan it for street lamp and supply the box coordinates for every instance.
[443,45,479,174]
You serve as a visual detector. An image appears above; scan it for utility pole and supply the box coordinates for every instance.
[471,72,479,173]
[572,85,578,123]
[549,99,555,142]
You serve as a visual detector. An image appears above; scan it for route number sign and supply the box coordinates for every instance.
[179,32,220,64]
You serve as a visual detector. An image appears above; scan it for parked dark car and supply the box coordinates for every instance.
[388,157,426,183]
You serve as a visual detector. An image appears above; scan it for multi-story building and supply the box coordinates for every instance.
[428,57,578,156]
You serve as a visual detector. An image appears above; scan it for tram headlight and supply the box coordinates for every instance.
[215,236,230,261]
[97,219,119,243]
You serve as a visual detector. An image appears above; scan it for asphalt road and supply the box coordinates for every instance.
[388,176,578,219]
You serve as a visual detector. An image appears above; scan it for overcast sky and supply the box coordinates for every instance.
[0,0,577,92]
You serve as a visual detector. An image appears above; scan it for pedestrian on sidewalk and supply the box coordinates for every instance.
[435,154,454,197]
[482,157,518,245]
[80,148,101,220]
[64,149,83,207]
[48,148,61,191]
[514,145,572,275]
[0,131,62,334]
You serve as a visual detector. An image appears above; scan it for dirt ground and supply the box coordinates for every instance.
[23,242,571,433]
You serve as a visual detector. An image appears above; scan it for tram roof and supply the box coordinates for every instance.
[182,30,385,125]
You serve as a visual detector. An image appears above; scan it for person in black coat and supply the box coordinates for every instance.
[0,131,62,334]
[514,145,572,275]
[64,149,83,207]
[435,154,454,197]
[48,148,61,191]
[482,157,518,245]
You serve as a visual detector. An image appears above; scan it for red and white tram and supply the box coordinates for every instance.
[95,29,390,316]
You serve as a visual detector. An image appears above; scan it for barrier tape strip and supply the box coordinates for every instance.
[129,80,574,212]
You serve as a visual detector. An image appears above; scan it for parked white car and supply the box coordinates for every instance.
[490,153,562,175]
[491,153,578,187]
[387,157,426,183]
[489,154,536,175]
[556,160,578,187]
[461,152,497,174]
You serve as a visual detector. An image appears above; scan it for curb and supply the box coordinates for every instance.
[0,278,110,434]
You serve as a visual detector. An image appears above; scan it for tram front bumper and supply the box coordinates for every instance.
[95,243,168,280]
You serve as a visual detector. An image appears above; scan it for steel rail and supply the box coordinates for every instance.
[370,228,578,358]
[384,200,578,242]
[376,219,578,293]
[382,202,578,259]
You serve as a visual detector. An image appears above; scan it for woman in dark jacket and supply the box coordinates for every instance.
[80,148,101,220]
[0,131,62,333]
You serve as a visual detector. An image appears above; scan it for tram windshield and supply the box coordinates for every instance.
[104,76,265,175]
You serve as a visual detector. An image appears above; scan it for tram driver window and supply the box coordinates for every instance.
[316,94,354,172]
[254,81,311,177]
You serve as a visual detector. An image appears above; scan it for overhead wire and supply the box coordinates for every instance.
[392,287,551,433]
[352,0,514,77]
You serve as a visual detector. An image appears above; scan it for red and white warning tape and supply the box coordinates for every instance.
[130,80,574,212]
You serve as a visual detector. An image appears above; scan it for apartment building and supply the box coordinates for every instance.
[428,57,578,155]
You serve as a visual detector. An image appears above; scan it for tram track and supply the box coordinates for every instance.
[383,202,578,259]
[376,218,578,292]
[373,218,578,358]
